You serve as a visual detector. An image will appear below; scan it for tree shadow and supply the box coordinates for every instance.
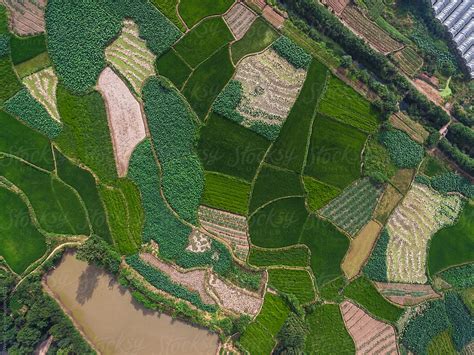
[75,265,101,305]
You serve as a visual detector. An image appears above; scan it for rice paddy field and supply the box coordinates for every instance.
[0,1,472,353]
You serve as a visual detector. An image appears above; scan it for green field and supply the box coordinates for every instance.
[240,293,290,353]
[150,0,186,31]
[268,268,315,304]
[305,114,368,189]
[156,49,191,89]
[343,276,403,323]
[249,164,304,214]
[305,304,355,354]
[0,187,46,274]
[249,197,308,248]
[231,18,279,64]
[178,0,234,28]
[182,45,234,120]
[14,52,52,78]
[55,86,117,183]
[302,176,340,211]
[0,55,22,105]
[201,171,250,215]
[54,149,112,244]
[320,276,346,302]
[428,202,474,276]
[197,112,270,182]
[248,245,310,268]
[174,17,233,68]
[0,156,89,236]
[10,34,47,65]
[0,110,53,171]
[300,215,349,286]
[266,60,328,173]
[319,75,379,133]
[427,330,456,355]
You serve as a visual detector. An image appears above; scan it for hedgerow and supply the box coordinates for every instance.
[379,128,424,168]
[142,76,203,224]
[363,229,389,282]
[438,264,474,289]
[126,254,217,313]
[444,292,473,351]
[431,172,474,198]
[401,300,450,354]
[272,36,311,69]
[4,89,62,139]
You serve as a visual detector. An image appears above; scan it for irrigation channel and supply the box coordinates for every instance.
[44,252,219,354]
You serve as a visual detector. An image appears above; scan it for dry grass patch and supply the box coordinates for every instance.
[374,184,403,224]
[23,67,60,122]
[97,67,146,177]
[390,168,415,194]
[198,206,250,261]
[386,183,462,283]
[342,220,382,279]
[2,0,45,35]
[389,112,429,144]
[234,48,306,130]
[340,300,398,354]
[224,3,257,40]
[374,282,440,306]
[105,20,156,94]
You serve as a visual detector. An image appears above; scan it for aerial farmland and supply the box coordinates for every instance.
[0,0,472,354]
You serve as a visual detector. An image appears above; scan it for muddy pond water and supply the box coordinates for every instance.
[45,252,219,355]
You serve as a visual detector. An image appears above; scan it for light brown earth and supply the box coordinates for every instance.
[323,0,350,15]
[262,6,285,29]
[374,282,440,306]
[390,168,415,194]
[140,253,216,305]
[390,112,429,144]
[185,228,212,253]
[374,184,403,224]
[1,0,45,35]
[97,67,147,177]
[342,220,382,279]
[224,3,257,40]
[340,300,398,355]
[414,78,445,107]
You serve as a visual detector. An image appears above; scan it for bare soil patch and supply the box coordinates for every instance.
[340,300,398,354]
[374,282,440,306]
[224,3,257,40]
[2,0,45,35]
[262,6,285,29]
[322,0,350,15]
[413,78,444,107]
[97,67,147,177]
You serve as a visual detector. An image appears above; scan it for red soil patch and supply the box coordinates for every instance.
[262,6,285,29]
[322,0,350,15]
[2,0,45,35]
[413,78,446,108]
[340,300,398,354]
[374,282,440,306]
[97,68,147,177]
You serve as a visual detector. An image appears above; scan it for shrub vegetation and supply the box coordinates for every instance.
[363,229,389,282]
[379,128,424,168]
[272,36,311,69]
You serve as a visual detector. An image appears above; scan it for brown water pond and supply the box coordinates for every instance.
[45,252,219,355]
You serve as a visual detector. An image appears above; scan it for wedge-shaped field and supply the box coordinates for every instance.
[23,67,60,122]
[105,20,156,94]
[2,0,45,35]
[207,273,262,315]
[389,111,428,144]
[223,2,257,40]
[342,220,382,279]
[320,178,383,237]
[140,253,216,305]
[386,183,463,283]
[97,67,146,178]
[234,48,306,133]
[340,300,398,355]
[268,268,315,304]
[319,75,379,133]
[0,186,46,274]
[198,206,249,261]
[374,282,440,306]
[340,5,402,54]
[303,176,341,211]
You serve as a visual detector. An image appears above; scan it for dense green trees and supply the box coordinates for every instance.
[446,123,474,158]
[439,139,474,176]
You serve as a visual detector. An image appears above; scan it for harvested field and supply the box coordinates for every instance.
[185,228,212,253]
[413,78,444,107]
[340,5,403,55]
[374,184,403,224]
[386,183,463,283]
[323,0,350,15]
[97,67,147,177]
[390,112,429,144]
[1,0,45,35]
[22,67,60,122]
[234,48,306,132]
[320,178,384,237]
[392,46,423,77]
[140,253,216,305]
[262,5,285,29]
[198,206,250,261]
[207,273,262,315]
[340,300,398,355]
[224,3,257,41]
[105,20,156,94]
[374,282,440,306]
[342,220,382,279]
